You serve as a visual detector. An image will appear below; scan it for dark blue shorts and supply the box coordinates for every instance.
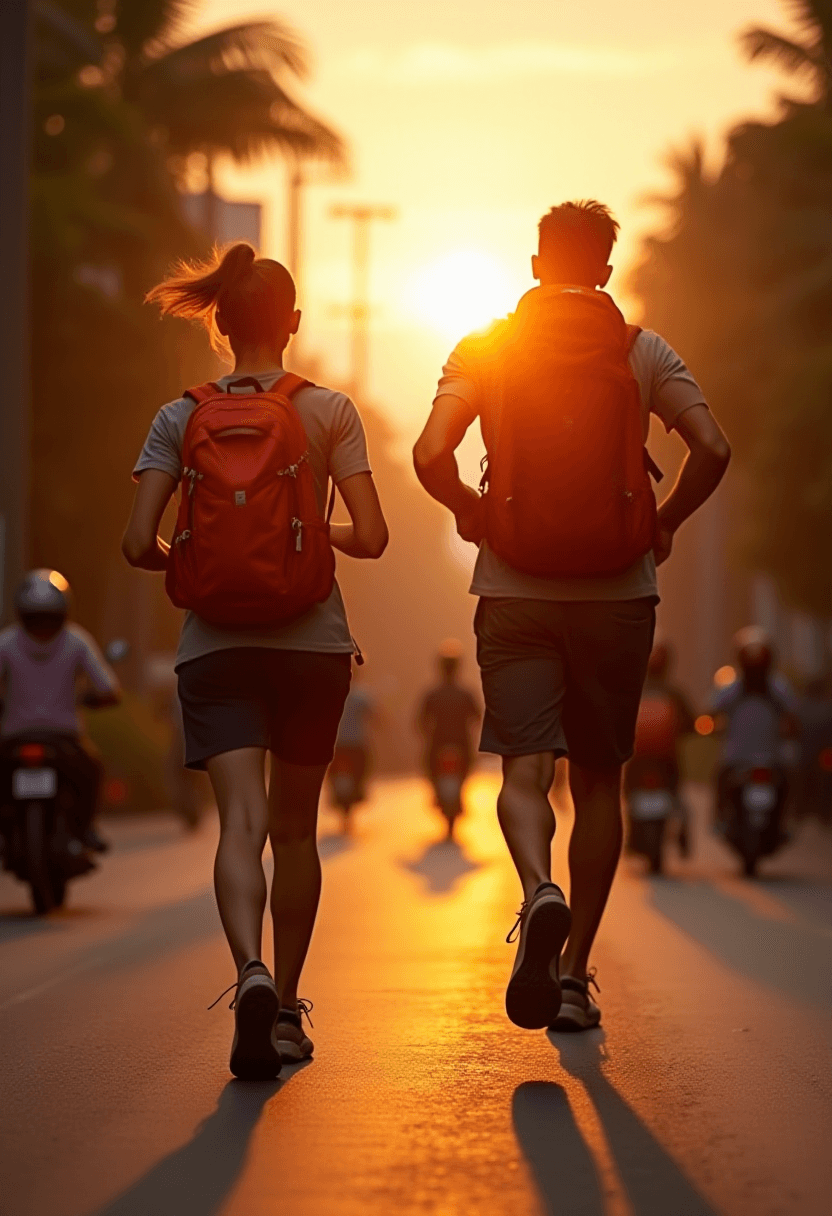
[177,648,352,770]
[474,597,656,769]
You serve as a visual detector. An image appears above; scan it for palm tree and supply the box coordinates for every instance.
[90,1,347,234]
[740,1,832,107]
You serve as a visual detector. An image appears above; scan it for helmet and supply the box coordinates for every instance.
[734,625,773,675]
[438,637,463,675]
[646,640,672,680]
[14,569,70,622]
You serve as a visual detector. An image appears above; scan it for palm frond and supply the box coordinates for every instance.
[739,26,819,76]
[140,21,308,80]
[113,0,194,63]
[139,67,346,167]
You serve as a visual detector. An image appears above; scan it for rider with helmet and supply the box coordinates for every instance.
[627,640,696,851]
[0,570,121,852]
[711,626,798,832]
[417,640,481,796]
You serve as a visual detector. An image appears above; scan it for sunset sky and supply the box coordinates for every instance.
[182,0,796,449]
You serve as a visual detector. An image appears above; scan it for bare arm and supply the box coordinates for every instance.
[655,404,731,565]
[122,469,177,570]
[329,471,389,559]
[412,395,483,542]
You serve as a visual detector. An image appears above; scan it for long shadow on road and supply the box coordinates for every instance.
[89,1067,307,1216]
[514,1034,718,1216]
[512,1082,605,1216]
[647,876,832,1010]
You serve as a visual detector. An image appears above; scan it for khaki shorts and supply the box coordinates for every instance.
[474,597,656,769]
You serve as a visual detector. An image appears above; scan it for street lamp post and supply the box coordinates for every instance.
[330,204,396,399]
[0,0,32,620]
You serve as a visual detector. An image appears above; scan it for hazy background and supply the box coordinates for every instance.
[182,0,794,449]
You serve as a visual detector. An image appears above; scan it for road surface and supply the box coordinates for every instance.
[1,774,831,1216]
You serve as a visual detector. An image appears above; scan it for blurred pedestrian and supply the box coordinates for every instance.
[416,639,480,835]
[414,200,730,1033]
[123,243,388,1078]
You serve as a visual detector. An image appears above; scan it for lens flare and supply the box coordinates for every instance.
[408,250,518,342]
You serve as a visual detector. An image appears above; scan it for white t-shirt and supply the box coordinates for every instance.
[133,370,371,668]
[434,307,708,602]
[0,623,118,738]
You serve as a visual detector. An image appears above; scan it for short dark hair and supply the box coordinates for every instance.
[537,201,619,278]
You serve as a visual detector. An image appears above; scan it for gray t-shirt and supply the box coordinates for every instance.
[712,675,798,767]
[133,370,371,668]
[434,321,707,601]
[0,623,118,738]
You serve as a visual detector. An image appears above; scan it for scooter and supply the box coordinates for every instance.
[328,746,366,830]
[719,764,787,877]
[0,734,97,913]
[431,745,466,841]
[0,639,129,915]
[625,758,687,875]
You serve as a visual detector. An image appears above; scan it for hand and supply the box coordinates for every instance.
[653,520,675,566]
[454,486,485,545]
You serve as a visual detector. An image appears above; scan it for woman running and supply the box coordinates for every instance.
[122,243,388,1079]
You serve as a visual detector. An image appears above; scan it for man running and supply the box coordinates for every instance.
[413,200,730,1032]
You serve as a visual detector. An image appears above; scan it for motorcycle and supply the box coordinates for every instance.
[431,744,467,841]
[720,764,787,877]
[328,746,367,830]
[0,734,98,914]
[0,639,129,915]
[625,758,687,875]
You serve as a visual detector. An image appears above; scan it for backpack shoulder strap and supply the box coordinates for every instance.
[273,372,312,399]
[183,381,223,405]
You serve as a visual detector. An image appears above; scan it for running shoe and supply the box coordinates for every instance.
[505,882,572,1030]
[228,961,281,1080]
[549,969,602,1032]
[275,999,314,1063]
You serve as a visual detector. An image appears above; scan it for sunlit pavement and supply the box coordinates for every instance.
[1,774,831,1216]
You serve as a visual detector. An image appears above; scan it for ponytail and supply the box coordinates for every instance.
[146,243,296,358]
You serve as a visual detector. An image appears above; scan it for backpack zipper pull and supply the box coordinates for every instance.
[292,518,303,551]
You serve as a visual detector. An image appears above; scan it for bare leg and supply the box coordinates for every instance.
[497,753,557,902]
[560,762,623,978]
[268,758,328,1008]
[205,748,269,973]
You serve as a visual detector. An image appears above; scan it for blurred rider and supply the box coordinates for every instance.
[630,642,696,786]
[0,570,121,851]
[417,640,481,792]
[712,627,798,826]
[332,666,376,799]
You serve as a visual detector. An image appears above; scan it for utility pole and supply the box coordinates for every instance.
[0,0,32,620]
[330,203,396,398]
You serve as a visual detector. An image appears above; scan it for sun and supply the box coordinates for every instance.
[407,249,518,343]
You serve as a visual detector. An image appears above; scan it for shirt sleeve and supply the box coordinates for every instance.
[433,343,480,417]
[72,627,119,696]
[640,332,708,432]
[328,395,372,485]
[132,400,188,483]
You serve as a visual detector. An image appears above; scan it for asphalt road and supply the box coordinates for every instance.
[1,773,831,1216]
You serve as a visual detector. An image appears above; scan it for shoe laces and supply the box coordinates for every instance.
[207,963,274,1012]
[586,967,601,994]
[207,981,238,1011]
[506,900,529,944]
[280,998,314,1028]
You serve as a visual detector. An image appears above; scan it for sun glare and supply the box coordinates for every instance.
[408,250,518,343]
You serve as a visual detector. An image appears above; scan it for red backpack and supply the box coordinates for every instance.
[633,692,680,759]
[481,287,660,578]
[165,373,335,628]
